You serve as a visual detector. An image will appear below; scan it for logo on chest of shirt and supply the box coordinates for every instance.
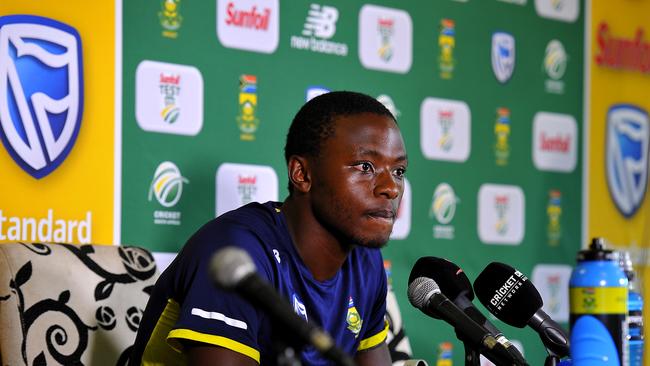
[346,296,363,338]
[292,294,308,321]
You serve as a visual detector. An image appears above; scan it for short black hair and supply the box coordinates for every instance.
[284,91,397,193]
[284,91,396,163]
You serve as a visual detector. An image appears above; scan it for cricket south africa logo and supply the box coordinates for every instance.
[159,0,183,38]
[606,104,649,217]
[0,15,84,179]
[237,74,259,140]
[149,161,189,208]
[346,296,362,338]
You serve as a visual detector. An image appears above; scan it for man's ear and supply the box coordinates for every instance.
[288,155,311,193]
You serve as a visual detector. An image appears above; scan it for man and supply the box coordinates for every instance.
[130,91,408,365]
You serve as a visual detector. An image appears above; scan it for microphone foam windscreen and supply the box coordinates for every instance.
[473,262,542,328]
[408,256,474,301]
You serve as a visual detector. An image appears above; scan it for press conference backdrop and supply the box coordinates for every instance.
[121,1,583,364]
[0,0,584,364]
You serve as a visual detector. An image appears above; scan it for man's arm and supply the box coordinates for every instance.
[187,343,258,366]
[355,342,392,366]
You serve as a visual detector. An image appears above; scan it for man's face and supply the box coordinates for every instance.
[309,113,408,249]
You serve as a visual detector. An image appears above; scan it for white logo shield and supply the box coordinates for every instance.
[491,32,515,83]
[606,104,650,217]
[0,15,83,178]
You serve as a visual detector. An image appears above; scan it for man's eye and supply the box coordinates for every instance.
[355,162,373,172]
[395,168,406,177]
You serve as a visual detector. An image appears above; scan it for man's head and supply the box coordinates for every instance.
[284,91,408,248]
[284,91,396,173]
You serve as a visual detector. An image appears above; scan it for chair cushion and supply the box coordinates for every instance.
[0,242,158,366]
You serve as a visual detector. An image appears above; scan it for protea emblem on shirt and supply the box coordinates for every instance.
[346,296,362,338]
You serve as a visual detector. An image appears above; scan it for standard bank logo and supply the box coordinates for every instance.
[606,104,649,217]
[0,15,83,179]
[491,32,515,84]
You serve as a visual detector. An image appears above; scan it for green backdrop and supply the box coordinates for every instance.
[122,0,584,364]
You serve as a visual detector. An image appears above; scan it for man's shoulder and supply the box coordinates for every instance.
[178,202,287,268]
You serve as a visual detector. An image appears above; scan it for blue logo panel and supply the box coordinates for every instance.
[606,104,649,217]
[0,15,84,179]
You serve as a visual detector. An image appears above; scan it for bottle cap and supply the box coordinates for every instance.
[618,250,636,282]
[577,237,619,261]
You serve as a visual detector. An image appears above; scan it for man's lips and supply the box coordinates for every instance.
[367,209,396,220]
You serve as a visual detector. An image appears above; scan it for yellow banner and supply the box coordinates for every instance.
[588,1,650,246]
[0,0,115,244]
[588,2,650,364]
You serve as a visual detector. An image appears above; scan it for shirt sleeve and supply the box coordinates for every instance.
[167,220,274,363]
[357,252,389,351]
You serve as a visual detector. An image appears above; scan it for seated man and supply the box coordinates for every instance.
[129,91,408,365]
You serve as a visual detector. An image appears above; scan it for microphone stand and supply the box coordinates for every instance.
[544,354,560,366]
[272,335,302,366]
[277,345,302,366]
[463,341,481,366]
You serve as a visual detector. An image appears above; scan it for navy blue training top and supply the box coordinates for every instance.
[130,201,388,365]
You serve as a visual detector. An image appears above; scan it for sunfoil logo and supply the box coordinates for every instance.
[0,15,84,179]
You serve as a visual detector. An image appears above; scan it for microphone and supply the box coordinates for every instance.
[473,262,570,358]
[408,277,524,366]
[408,257,527,365]
[210,246,356,366]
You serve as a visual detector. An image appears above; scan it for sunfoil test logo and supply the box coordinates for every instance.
[0,15,83,179]
[606,104,649,217]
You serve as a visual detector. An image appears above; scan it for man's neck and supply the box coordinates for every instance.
[281,196,350,282]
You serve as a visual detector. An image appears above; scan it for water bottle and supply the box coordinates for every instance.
[619,251,644,366]
[569,238,628,365]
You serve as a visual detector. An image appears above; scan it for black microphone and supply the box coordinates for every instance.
[210,246,356,366]
[408,257,527,365]
[408,277,523,366]
[473,262,570,358]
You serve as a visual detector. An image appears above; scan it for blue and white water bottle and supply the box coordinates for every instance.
[569,238,628,365]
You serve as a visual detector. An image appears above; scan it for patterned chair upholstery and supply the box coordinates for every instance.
[0,242,158,366]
